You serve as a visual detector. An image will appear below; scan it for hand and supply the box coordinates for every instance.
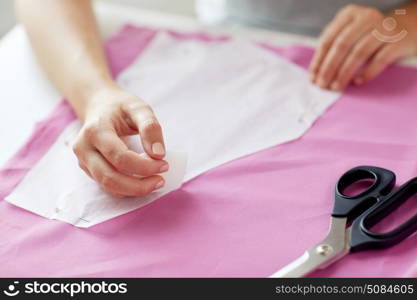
[310,4,417,91]
[73,87,168,198]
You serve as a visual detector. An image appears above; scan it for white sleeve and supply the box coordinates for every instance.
[195,0,228,24]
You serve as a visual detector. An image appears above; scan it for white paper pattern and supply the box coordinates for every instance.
[6,32,340,227]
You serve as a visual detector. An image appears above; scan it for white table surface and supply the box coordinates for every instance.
[0,2,415,167]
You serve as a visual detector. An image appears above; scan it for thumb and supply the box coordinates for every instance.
[124,102,166,160]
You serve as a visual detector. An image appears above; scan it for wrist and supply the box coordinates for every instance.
[77,81,122,121]
[385,9,417,52]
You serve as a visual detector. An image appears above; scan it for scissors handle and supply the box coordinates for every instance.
[332,166,396,220]
[349,177,417,252]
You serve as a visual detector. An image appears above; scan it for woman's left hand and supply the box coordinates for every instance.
[309,4,417,91]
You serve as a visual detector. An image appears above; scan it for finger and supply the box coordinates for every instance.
[309,9,353,80]
[86,150,165,197]
[354,44,402,85]
[90,127,169,176]
[315,20,373,89]
[108,192,128,199]
[73,141,95,179]
[123,101,166,160]
[78,162,92,178]
[330,34,383,90]
[81,156,128,198]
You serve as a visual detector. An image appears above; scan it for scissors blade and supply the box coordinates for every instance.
[270,217,350,278]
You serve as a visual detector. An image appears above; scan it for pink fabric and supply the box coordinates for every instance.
[1,25,417,277]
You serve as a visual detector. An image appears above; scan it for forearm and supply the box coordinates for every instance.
[15,0,116,120]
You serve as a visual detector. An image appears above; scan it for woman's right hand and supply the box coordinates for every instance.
[72,87,169,198]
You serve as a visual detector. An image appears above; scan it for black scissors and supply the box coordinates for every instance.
[270,166,417,277]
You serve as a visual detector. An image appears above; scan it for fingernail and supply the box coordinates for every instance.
[330,82,340,91]
[154,180,165,190]
[310,74,316,83]
[152,142,165,156]
[159,163,169,173]
[317,78,326,88]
